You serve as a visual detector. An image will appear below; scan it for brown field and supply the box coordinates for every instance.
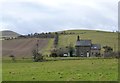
[2,38,49,58]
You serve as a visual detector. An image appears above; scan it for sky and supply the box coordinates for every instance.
[0,0,119,34]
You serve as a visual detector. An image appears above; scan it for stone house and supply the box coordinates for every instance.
[75,36,101,57]
[91,44,101,57]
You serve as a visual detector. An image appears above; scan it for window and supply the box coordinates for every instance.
[92,52,94,55]
[81,53,83,56]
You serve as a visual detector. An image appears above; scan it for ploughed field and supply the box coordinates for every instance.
[2,58,118,81]
[2,38,49,58]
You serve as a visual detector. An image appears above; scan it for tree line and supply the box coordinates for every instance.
[18,32,55,39]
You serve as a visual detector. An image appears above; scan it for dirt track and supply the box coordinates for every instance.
[2,38,49,58]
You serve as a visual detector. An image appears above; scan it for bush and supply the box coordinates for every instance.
[9,55,16,62]
[32,50,43,62]
[103,51,120,58]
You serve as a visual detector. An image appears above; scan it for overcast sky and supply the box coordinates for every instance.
[0,0,118,34]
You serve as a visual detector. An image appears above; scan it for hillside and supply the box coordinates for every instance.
[2,38,51,58]
[0,30,20,38]
[2,30,119,58]
[58,30,118,52]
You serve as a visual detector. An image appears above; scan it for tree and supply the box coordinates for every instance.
[54,32,59,47]
[9,55,16,62]
[32,40,43,62]
[32,49,43,62]
[103,46,113,57]
[103,46,113,53]
[68,44,74,57]
[50,48,58,57]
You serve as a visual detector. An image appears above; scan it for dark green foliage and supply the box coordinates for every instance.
[103,46,113,53]
[54,32,59,46]
[9,55,16,62]
[50,48,58,57]
[50,45,75,57]
[32,40,43,62]
[50,47,63,57]
[32,49,43,62]
[112,51,120,58]
[103,46,115,58]
[68,44,74,57]
[18,32,55,39]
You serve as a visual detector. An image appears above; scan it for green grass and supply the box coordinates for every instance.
[2,30,119,81]
[2,58,118,81]
[0,58,2,82]
[58,30,118,52]
[41,38,54,56]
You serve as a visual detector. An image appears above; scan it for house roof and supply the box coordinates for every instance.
[76,40,92,46]
[91,44,101,50]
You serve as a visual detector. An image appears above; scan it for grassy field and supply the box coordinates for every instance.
[42,38,54,56]
[2,58,118,81]
[58,30,118,52]
[2,30,119,81]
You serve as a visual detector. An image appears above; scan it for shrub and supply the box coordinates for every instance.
[9,55,16,62]
[32,49,43,62]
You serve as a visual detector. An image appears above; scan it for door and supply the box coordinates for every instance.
[87,52,89,57]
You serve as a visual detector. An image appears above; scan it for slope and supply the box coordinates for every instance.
[0,30,20,38]
[58,30,118,52]
[2,38,51,58]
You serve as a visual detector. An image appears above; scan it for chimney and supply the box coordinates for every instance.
[77,35,80,41]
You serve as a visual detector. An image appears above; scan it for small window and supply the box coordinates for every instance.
[92,52,94,55]
[81,53,83,56]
